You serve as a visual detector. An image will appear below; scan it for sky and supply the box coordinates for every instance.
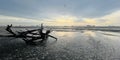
[0,0,120,26]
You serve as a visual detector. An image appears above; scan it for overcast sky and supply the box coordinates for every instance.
[0,0,120,26]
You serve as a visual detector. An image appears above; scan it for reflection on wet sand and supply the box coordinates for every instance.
[0,29,120,60]
[83,30,96,37]
[54,31,76,37]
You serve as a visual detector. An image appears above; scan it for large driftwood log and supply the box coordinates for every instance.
[0,24,57,45]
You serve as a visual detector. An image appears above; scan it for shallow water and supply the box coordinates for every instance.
[0,28,120,60]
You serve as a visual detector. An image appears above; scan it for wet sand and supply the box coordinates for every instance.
[0,28,120,60]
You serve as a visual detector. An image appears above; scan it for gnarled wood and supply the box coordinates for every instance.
[0,24,57,45]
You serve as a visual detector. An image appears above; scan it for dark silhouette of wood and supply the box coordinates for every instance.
[0,24,57,45]
[6,24,16,35]
[23,27,57,44]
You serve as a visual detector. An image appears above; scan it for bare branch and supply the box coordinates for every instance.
[6,24,16,35]
[48,35,57,40]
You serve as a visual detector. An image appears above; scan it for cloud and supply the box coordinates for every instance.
[0,10,120,26]
[94,10,120,26]
[0,15,44,26]
[70,10,120,26]
[0,0,120,19]
[36,15,75,26]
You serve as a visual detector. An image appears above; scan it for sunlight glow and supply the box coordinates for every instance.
[1,10,120,26]
[83,31,96,37]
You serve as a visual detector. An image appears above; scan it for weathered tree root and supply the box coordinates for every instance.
[0,24,57,45]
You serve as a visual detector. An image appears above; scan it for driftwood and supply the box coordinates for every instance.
[0,24,57,45]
